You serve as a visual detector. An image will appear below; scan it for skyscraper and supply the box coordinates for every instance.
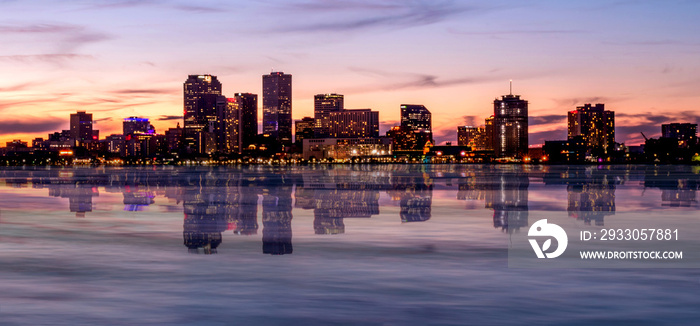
[400,104,432,149]
[234,93,258,149]
[183,75,222,154]
[262,72,292,147]
[70,111,93,145]
[493,89,528,158]
[314,93,344,138]
[217,98,242,154]
[568,103,615,153]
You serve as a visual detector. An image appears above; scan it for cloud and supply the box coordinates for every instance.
[0,54,93,65]
[157,115,183,121]
[529,114,566,126]
[0,118,64,135]
[0,23,112,53]
[94,117,113,123]
[530,129,567,145]
[0,82,39,92]
[111,89,176,95]
[461,115,482,127]
[270,0,486,33]
[551,97,618,108]
[347,67,502,93]
[448,28,583,38]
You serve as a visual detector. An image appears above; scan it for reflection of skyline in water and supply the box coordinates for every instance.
[1,165,698,254]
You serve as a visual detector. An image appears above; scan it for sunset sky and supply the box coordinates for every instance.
[1,0,699,146]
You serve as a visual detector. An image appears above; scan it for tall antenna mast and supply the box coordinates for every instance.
[509,79,513,95]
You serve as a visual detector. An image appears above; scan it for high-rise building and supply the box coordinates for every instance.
[234,93,258,149]
[183,75,222,154]
[328,109,379,138]
[295,117,315,144]
[217,98,242,154]
[493,90,528,158]
[567,103,615,153]
[400,104,432,149]
[70,111,93,145]
[262,72,292,147]
[314,93,344,138]
[662,123,697,148]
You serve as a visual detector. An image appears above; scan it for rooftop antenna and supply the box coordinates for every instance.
[509,79,513,95]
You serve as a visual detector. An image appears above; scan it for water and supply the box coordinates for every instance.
[0,165,699,325]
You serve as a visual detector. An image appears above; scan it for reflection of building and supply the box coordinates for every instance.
[182,183,229,254]
[567,184,615,226]
[123,187,156,211]
[493,92,528,158]
[489,172,529,233]
[44,183,99,217]
[262,178,293,255]
[262,72,293,147]
[389,175,433,223]
[644,167,698,208]
[302,137,392,160]
[568,103,615,154]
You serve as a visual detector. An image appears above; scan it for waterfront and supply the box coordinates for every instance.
[0,165,699,325]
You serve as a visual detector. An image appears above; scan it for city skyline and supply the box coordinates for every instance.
[1,1,700,146]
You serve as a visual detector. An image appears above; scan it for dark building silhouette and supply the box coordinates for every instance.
[493,90,528,158]
[235,93,258,149]
[314,93,344,138]
[70,111,94,145]
[568,103,615,154]
[183,75,223,154]
[662,123,697,148]
[400,104,433,149]
[262,72,293,147]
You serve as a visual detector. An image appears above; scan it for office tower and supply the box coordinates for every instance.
[69,111,93,145]
[328,109,379,138]
[295,117,315,144]
[493,87,528,158]
[662,123,697,147]
[216,98,242,154]
[567,103,615,153]
[400,104,433,149]
[314,93,344,137]
[183,74,222,154]
[262,71,292,147]
[234,93,258,148]
[123,117,154,136]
